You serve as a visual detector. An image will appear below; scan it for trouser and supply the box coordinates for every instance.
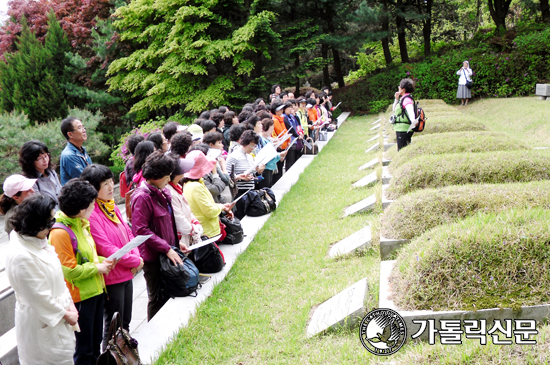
[102,280,133,351]
[258,169,274,189]
[74,294,104,365]
[396,131,414,151]
[272,159,284,185]
[284,147,298,172]
[143,260,168,321]
[234,188,250,220]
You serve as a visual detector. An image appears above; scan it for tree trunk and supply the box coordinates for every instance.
[396,0,409,63]
[321,43,330,87]
[475,0,482,32]
[332,48,345,88]
[295,53,300,95]
[487,0,512,32]
[381,0,392,65]
[541,0,550,23]
[422,0,433,57]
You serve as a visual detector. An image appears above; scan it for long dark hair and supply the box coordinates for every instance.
[133,140,156,173]
[19,140,54,177]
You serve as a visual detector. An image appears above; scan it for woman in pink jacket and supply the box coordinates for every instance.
[81,164,143,350]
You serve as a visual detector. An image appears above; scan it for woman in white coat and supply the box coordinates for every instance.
[5,194,79,364]
[456,60,473,106]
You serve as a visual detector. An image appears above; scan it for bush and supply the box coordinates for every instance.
[386,150,550,199]
[381,180,550,239]
[0,108,109,186]
[390,208,550,311]
[389,131,528,172]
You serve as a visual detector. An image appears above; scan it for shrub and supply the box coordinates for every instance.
[0,108,109,186]
[390,208,550,311]
[381,180,550,239]
[389,131,528,172]
[386,150,550,199]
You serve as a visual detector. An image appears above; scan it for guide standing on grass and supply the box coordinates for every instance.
[457,60,473,106]
[392,79,417,151]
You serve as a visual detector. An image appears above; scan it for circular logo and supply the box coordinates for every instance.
[359,308,407,356]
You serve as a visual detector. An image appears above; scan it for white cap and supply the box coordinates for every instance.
[3,174,36,198]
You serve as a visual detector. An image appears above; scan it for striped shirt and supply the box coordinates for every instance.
[225,148,256,190]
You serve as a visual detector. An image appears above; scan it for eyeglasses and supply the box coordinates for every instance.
[36,153,49,163]
[72,125,86,132]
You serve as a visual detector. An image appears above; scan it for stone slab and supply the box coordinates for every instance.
[359,158,379,171]
[307,277,369,337]
[0,327,17,365]
[379,235,410,260]
[337,112,350,128]
[534,147,549,150]
[381,184,394,209]
[367,135,379,143]
[365,142,380,153]
[381,166,392,185]
[380,260,550,342]
[372,118,381,125]
[370,123,381,131]
[382,159,391,166]
[352,172,377,188]
[536,84,550,97]
[328,226,372,258]
[344,195,377,217]
[384,143,397,151]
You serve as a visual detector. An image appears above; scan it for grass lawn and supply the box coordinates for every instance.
[154,98,550,364]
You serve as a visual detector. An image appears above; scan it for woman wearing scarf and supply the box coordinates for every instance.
[81,164,143,350]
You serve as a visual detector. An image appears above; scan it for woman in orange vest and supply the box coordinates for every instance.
[270,101,288,185]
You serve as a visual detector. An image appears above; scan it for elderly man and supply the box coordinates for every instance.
[59,116,92,185]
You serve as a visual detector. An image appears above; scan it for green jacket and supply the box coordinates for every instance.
[49,211,105,303]
[393,95,413,133]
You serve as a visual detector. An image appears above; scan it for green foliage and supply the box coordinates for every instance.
[382,180,550,240]
[391,208,550,311]
[0,15,71,123]
[0,108,109,184]
[386,150,550,199]
[514,28,550,55]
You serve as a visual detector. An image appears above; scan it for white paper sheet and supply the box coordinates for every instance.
[106,235,152,261]
[188,235,223,251]
[245,143,278,174]
[207,148,222,159]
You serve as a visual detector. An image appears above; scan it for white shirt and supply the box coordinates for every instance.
[457,68,473,85]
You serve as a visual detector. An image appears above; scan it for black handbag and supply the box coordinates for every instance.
[220,215,244,245]
[191,236,225,273]
[96,312,141,365]
[159,247,199,299]
[240,188,277,217]
[463,69,473,89]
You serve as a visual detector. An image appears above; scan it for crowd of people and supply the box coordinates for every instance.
[0,85,338,364]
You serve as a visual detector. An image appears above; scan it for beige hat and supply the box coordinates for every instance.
[3,174,36,198]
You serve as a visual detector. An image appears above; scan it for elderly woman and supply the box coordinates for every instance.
[80,164,143,350]
[184,150,234,238]
[225,130,265,219]
[50,179,115,365]
[6,194,78,364]
[147,132,169,152]
[392,78,417,151]
[19,140,62,205]
[130,151,181,320]
[457,60,473,106]
[1,174,36,235]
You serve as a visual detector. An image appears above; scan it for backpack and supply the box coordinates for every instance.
[219,215,244,245]
[239,188,277,217]
[398,95,426,132]
[190,236,226,274]
[159,247,200,299]
[51,223,89,263]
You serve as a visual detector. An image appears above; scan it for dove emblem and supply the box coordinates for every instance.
[359,308,407,356]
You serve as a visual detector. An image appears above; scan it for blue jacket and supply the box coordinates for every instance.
[60,143,92,185]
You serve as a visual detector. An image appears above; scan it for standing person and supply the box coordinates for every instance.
[1,174,36,235]
[392,78,417,151]
[170,131,193,158]
[270,84,281,100]
[60,117,92,185]
[457,60,473,106]
[130,151,181,321]
[19,140,62,205]
[271,101,288,184]
[147,132,169,153]
[132,140,156,187]
[296,97,309,138]
[50,179,115,365]
[124,134,145,188]
[6,194,78,365]
[258,119,287,189]
[80,164,143,350]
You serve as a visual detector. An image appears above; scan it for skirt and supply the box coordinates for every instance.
[456,84,471,99]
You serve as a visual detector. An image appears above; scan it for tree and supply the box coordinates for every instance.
[0,17,69,122]
[488,0,513,31]
[107,0,278,119]
[541,0,550,23]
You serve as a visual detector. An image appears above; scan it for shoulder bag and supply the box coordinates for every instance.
[96,312,141,365]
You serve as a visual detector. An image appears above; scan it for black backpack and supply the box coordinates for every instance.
[191,236,226,273]
[220,215,244,245]
[239,188,277,217]
[159,247,200,299]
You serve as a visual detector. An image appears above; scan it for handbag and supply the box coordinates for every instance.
[303,137,318,155]
[159,247,200,299]
[239,188,277,217]
[219,215,244,245]
[96,312,141,365]
[463,69,473,89]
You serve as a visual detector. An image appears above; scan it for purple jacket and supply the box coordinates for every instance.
[130,182,177,262]
[88,201,141,285]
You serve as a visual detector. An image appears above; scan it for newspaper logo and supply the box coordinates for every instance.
[359,308,407,356]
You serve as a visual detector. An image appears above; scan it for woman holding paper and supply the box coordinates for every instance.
[271,101,289,184]
[6,194,78,364]
[258,118,288,188]
[80,164,143,350]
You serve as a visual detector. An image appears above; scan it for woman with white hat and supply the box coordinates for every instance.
[457,60,473,106]
[0,174,36,234]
